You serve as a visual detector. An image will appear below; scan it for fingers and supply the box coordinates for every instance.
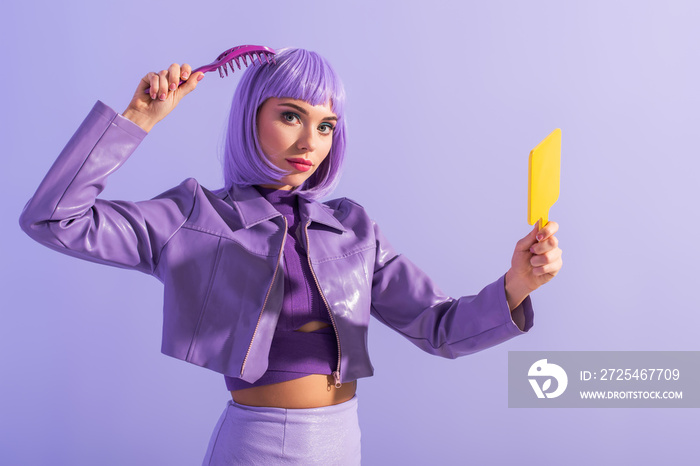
[134,72,151,95]
[148,72,160,100]
[536,221,559,242]
[530,221,563,278]
[531,256,563,277]
[175,63,203,95]
[146,63,200,101]
[167,63,181,91]
[159,70,172,100]
[515,221,561,251]
[514,224,539,252]
[530,245,562,268]
[520,220,560,254]
[508,220,563,294]
[181,63,192,81]
[530,234,558,255]
[178,71,204,95]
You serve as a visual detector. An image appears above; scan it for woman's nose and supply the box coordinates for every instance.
[296,128,317,152]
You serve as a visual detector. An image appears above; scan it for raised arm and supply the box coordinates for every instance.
[19,64,205,274]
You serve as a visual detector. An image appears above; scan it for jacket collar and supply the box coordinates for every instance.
[299,196,347,232]
[220,184,346,232]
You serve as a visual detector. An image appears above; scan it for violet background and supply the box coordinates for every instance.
[2,1,698,465]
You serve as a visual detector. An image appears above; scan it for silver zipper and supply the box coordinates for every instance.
[240,217,288,376]
[305,219,343,388]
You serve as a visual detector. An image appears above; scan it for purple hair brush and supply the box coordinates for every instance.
[145,44,275,93]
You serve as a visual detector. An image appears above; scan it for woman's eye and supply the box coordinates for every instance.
[282,112,300,123]
[318,123,335,134]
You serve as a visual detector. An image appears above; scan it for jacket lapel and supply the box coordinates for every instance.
[299,197,347,233]
[220,184,281,228]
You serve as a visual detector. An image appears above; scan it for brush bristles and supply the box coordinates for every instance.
[216,52,275,78]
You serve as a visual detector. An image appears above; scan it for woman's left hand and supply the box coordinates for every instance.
[504,221,563,310]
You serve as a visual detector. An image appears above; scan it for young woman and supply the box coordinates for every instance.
[20,47,562,464]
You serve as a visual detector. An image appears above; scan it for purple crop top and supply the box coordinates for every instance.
[225,187,337,391]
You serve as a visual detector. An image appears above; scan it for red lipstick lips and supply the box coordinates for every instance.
[287,158,313,172]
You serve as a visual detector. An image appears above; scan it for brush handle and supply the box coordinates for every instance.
[143,45,275,95]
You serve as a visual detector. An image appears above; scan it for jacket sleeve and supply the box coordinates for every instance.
[19,101,194,275]
[369,221,534,359]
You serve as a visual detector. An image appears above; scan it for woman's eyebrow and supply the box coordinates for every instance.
[279,102,338,121]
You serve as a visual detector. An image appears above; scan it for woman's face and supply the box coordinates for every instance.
[256,97,337,190]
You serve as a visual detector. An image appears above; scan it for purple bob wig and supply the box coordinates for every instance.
[223,48,347,199]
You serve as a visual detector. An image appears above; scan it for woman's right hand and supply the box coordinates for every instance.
[122,63,204,133]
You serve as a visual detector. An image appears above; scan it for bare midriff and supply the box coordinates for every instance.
[231,321,356,409]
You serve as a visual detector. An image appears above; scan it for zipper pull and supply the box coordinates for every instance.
[332,371,342,388]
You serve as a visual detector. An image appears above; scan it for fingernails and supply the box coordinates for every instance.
[151,92,156,100]
[159,93,166,100]
[197,74,204,81]
[536,234,544,241]
[182,72,189,80]
[530,246,536,254]
[169,83,177,91]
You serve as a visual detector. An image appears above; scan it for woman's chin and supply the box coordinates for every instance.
[277,174,313,190]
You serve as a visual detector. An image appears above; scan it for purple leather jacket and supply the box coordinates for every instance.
[20,101,533,385]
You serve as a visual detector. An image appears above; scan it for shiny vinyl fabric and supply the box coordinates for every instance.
[20,101,534,386]
[202,397,361,465]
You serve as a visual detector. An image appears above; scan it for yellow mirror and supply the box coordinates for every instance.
[528,128,561,229]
